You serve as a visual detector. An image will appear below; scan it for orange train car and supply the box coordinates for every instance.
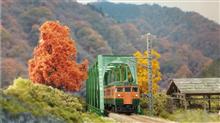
[103,62,140,113]
[104,83,140,113]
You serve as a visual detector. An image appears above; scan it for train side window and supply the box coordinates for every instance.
[132,87,138,92]
[117,87,123,92]
[125,87,131,92]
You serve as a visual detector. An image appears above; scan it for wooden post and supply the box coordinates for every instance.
[187,95,191,108]
[188,100,191,108]
[208,95,211,111]
[203,103,207,112]
[203,95,207,112]
[183,94,187,110]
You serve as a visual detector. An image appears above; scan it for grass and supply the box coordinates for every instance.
[167,109,220,122]
[140,94,220,122]
[0,77,112,123]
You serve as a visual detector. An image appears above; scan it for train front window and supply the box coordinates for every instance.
[117,87,123,92]
[125,87,131,92]
[132,87,138,92]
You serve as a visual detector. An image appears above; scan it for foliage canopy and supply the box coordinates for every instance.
[134,50,162,94]
[28,21,88,91]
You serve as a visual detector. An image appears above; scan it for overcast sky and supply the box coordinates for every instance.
[77,0,220,24]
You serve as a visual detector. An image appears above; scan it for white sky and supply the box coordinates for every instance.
[77,0,220,24]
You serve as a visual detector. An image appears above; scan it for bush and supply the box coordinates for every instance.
[1,78,110,123]
[140,93,173,118]
[140,93,220,122]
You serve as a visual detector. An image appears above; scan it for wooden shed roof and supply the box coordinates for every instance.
[167,78,220,94]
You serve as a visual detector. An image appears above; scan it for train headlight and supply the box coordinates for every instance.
[118,94,121,97]
[135,94,138,97]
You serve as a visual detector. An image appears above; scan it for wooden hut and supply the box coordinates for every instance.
[167,78,220,111]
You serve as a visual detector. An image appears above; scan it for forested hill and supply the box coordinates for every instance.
[1,0,220,88]
[91,2,220,59]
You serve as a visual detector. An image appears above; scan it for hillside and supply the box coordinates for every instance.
[91,2,220,82]
[1,0,220,88]
[92,2,220,59]
[200,59,220,77]
[0,78,110,123]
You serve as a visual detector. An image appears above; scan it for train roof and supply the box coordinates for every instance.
[105,81,138,87]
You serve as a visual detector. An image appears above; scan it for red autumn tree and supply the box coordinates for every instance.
[28,21,88,91]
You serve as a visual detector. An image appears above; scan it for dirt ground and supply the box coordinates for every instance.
[108,113,176,123]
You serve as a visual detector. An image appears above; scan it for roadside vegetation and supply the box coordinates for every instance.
[0,78,113,123]
[168,109,220,122]
[140,94,220,122]
[140,93,173,118]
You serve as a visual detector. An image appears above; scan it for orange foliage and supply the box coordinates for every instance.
[28,21,88,91]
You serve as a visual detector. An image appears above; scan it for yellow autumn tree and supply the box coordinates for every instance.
[133,49,162,94]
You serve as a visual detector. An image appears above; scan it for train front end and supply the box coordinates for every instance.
[105,84,140,113]
[104,62,140,114]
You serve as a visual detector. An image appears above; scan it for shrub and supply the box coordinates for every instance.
[140,93,173,118]
[1,78,109,123]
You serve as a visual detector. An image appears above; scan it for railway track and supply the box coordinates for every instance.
[109,113,175,123]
